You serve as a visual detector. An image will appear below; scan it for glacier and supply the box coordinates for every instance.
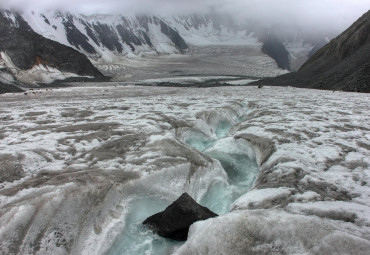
[0,85,369,254]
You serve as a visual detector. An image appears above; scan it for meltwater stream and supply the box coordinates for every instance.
[184,125,259,215]
[107,107,259,255]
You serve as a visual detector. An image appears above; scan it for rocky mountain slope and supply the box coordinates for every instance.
[261,35,290,70]
[0,81,24,94]
[2,10,189,60]
[254,10,370,92]
[1,9,330,71]
[0,11,103,89]
[0,67,24,93]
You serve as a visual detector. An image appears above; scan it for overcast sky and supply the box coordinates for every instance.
[1,0,369,34]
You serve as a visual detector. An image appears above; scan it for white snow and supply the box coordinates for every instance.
[21,10,71,48]
[165,16,260,46]
[0,70,15,84]
[224,79,258,85]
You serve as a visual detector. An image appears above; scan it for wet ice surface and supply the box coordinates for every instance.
[1,85,370,254]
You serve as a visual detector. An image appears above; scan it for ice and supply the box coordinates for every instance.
[199,140,259,214]
[175,209,370,255]
[181,130,215,152]
[205,139,257,186]
[223,79,258,85]
[178,107,260,215]
[0,86,370,254]
[230,187,293,210]
[287,201,370,226]
[106,197,181,255]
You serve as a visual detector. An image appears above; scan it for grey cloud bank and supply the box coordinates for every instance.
[1,0,369,35]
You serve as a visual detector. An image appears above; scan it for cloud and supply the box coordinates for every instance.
[1,0,369,35]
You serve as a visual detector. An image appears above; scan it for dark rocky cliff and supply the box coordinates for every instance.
[261,36,290,70]
[0,13,103,78]
[253,10,370,93]
[0,81,24,94]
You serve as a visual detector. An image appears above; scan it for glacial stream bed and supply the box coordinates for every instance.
[0,85,370,255]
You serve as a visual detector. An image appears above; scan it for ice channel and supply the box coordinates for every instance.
[183,111,259,215]
[107,104,259,255]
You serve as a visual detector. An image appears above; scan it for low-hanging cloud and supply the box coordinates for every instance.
[1,0,369,35]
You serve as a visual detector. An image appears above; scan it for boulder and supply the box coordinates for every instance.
[143,193,218,241]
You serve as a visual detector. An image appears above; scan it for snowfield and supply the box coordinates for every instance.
[0,85,369,254]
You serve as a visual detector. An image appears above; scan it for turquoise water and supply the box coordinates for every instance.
[201,149,258,215]
[186,118,259,215]
[106,197,182,255]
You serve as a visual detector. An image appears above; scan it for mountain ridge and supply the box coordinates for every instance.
[253,10,370,92]
[1,9,330,71]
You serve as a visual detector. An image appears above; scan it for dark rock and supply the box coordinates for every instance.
[60,14,97,54]
[159,19,188,53]
[41,14,50,26]
[116,23,144,51]
[0,13,103,79]
[0,68,24,94]
[143,193,218,241]
[1,10,32,31]
[253,10,370,93]
[0,82,24,94]
[261,35,290,70]
[92,22,123,53]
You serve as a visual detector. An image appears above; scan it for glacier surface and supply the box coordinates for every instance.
[0,85,370,254]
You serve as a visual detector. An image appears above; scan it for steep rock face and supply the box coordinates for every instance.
[60,13,97,54]
[254,10,370,92]
[0,68,23,94]
[0,81,24,94]
[261,36,290,70]
[159,20,188,53]
[0,13,103,79]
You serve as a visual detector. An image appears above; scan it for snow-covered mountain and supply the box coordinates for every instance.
[0,9,330,71]
[0,11,103,88]
[1,10,189,60]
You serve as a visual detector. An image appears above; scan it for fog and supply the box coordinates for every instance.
[1,0,370,36]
